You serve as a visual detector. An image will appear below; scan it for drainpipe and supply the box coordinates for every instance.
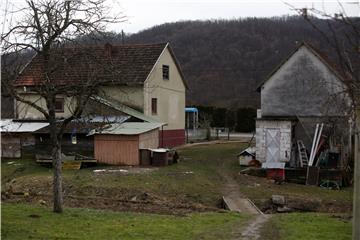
[161,125,164,148]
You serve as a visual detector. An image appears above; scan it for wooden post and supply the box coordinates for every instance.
[353,106,360,240]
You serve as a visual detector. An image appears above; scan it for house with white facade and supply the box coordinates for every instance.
[2,43,187,162]
[14,43,187,148]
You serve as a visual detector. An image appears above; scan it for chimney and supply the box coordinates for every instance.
[104,43,112,57]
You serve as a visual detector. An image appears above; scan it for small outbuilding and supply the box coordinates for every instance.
[237,147,256,166]
[1,119,49,158]
[89,122,164,165]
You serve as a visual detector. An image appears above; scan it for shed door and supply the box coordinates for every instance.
[265,128,280,163]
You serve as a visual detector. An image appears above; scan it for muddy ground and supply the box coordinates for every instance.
[2,175,221,215]
[2,174,352,217]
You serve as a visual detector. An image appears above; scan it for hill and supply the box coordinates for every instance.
[124,17,334,108]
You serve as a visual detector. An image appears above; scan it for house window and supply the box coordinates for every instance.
[151,98,157,115]
[162,65,169,80]
[55,98,64,113]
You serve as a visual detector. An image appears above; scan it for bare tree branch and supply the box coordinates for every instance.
[1,0,126,213]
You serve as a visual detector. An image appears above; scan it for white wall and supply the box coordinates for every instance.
[256,119,292,163]
[100,85,144,111]
[261,46,350,117]
[16,93,77,119]
[144,47,186,130]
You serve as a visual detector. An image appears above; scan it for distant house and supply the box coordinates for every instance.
[2,43,187,162]
[14,43,187,149]
[256,42,351,169]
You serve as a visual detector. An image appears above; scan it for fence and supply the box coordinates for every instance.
[185,128,254,143]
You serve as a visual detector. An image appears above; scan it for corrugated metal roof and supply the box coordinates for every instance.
[237,147,256,157]
[88,122,165,136]
[79,115,130,123]
[90,96,161,124]
[0,119,49,133]
[34,116,130,134]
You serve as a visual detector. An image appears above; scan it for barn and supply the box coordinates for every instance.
[256,42,351,170]
[90,122,164,165]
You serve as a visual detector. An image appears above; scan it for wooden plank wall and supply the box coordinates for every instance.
[1,134,21,158]
[94,135,139,165]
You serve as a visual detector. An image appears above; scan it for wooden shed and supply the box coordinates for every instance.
[91,122,163,165]
[1,119,49,158]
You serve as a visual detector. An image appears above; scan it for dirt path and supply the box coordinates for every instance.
[218,160,271,239]
[222,178,261,214]
[240,214,271,240]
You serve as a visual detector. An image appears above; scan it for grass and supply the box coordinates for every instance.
[1,157,52,188]
[234,169,353,213]
[1,142,247,208]
[261,213,352,240]
[1,142,354,239]
[1,203,250,240]
[1,142,353,211]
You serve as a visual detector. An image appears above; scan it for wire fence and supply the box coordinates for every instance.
[185,128,254,143]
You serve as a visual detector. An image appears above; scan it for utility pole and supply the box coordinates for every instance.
[121,30,125,45]
[354,104,360,240]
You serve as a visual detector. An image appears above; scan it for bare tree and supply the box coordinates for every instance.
[288,4,359,239]
[1,0,125,213]
[286,4,360,103]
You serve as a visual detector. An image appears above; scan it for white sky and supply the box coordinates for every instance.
[1,0,359,35]
[114,0,360,33]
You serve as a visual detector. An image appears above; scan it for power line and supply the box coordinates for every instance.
[1,0,9,37]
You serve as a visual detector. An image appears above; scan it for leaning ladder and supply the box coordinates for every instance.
[297,140,309,167]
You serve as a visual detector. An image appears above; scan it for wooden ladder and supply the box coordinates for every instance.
[297,140,309,167]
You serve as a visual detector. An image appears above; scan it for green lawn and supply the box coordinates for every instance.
[261,213,352,240]
[1,142,353,213]
[2,142,247,210]
[1,203,250,240]
[1,142,355,239]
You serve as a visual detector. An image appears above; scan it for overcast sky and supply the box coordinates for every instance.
[1,0,359,35]
[113,0,360,33]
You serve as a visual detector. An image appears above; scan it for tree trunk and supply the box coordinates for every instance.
[53,143,63,213]
[52,136,63,213]
[49,107,63,213]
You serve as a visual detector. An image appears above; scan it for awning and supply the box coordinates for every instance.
[185,107,198,113]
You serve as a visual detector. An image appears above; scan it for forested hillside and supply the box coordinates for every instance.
[2,17,345,110]
[123,17,337,108]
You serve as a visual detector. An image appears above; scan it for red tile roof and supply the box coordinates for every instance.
[16,43,168,86]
